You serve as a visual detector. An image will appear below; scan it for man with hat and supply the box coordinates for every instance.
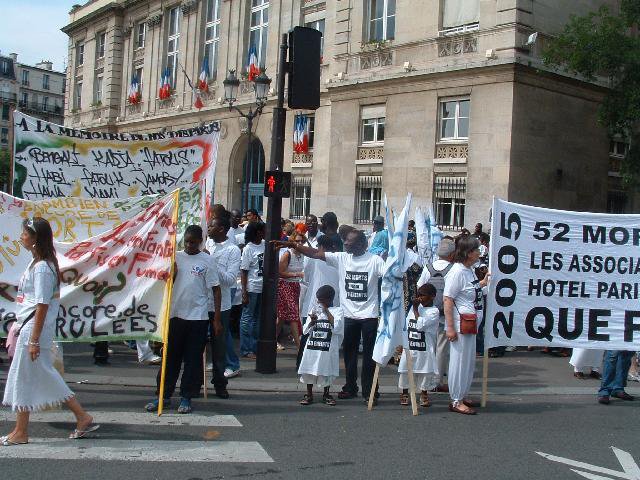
[417,237,456,392]
[368,215,389,259]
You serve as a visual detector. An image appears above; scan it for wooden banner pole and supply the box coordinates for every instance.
[158,189,181,416]
[367,363,381,411]
[481,348,489,408]
[405,349,419,416]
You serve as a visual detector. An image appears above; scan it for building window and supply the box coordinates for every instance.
[136,22,146,49]
[76,43,84,66]
[0,60,10,75]
[97,32,106,59]
[367,0,395,42]
[1,128,8,144]
[442,0,480,30]
[290,176,312,219]
[439,98,469,141]
[204,0,220,79]
[305,18,325,58]
[355,175,382,223]
[434,175,466,230]
[250,0,269,67]
[607,190,628,214]
[74,81,82,109]
[360,105,385,144]
[21,92,28,105]
[135,66,144,95]
[93,76,103,104]
[608,139,629,174]
[21,70,29,86]
[43,96,49,111]
[42,74,50,90]
[166,6,181,87]
[2,104,9,121]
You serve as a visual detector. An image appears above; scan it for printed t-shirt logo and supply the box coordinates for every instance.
[306,320,333,351]
[257,253,264,277]
[472,279,483,311]
[407,317,426,351]
[191,264,206,277]
[345,270,368,301]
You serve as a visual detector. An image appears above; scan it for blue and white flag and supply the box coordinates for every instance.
[415,205,443,266]
[372,193,418,366]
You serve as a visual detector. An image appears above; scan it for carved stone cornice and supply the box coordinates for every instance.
[180,0,199,15]
[147,13,163,27]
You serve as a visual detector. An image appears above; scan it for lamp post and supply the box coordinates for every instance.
[222,69,272,212]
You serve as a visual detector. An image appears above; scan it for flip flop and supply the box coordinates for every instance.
[69,424,100,439]
[1,435,28,446]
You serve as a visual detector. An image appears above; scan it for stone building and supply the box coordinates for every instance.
[61,0,631,230]
[0,53,66,191]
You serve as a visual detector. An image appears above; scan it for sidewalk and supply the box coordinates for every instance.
[2,342,638,397]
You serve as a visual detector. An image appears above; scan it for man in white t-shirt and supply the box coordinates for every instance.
[416,238,455,391]
[276,229,385,403]
[305,214,322,248]
[229,209,245,246]
[207,216,241,398]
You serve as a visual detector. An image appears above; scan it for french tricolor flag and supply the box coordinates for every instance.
[127,75,141,104]
[198,57,209,92]
[247,44,260,81]
[293,114,309,154]
[158,67,171,100]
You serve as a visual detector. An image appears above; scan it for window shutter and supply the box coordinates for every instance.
[442,0,479,28]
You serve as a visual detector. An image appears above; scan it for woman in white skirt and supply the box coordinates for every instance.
[443,235,489,415]
[570,348,603,379]
[2,217,98,446]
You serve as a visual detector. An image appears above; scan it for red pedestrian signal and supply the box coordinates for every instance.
[263,170,291,198]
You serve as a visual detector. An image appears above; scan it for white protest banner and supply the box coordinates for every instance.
[0,182,202,284]
[1,190,179,342]
[486,198,640,350]
[373,193,417,365]
[12,111,218,200]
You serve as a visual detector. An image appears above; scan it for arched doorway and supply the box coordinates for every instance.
[229,135,266,215]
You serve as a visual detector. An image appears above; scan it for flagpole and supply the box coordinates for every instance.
[158,188,181,416]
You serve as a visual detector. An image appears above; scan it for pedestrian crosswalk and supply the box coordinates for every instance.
[0,410,273,463]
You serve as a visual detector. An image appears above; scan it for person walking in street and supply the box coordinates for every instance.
[274,229,385,404]
[443,235,489,415]
[206,216,241,398]
[145,225,222,414]
[277,231,305,350]
[239,221,265,359]
[368,215,389,259]
[597,350,636,404]
[2,217,99,445]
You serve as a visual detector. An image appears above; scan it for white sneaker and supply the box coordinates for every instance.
[505,346,517,352]
[224,368,241,379]
[206,362,213,371]
[147,355,162,365]
[628,372,640,382]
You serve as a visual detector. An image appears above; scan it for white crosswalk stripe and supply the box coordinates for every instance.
[0,438,274,463]
[0,410,242,427]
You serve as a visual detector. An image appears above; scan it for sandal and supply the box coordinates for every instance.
[323,395,336,406]
[463,398,480,408]
[177,398,192,414]
[449,402,477,415]
[419,393,431,408]
[574,372,586,380]
[300,394,313,405]
[400,393,409,406]
[338,390,356,400]
[69,424,100,440]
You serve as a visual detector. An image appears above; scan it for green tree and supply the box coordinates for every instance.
[0,148,10,192]
[543,0,640,184]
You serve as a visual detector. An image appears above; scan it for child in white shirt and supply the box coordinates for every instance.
[398,283,440,408]
[298,285,343,406]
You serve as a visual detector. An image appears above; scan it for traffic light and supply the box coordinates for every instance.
[288,26,322,110]
[264,170,291,198]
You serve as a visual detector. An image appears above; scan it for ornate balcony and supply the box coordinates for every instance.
[292,152,313,167]
[435,143,468,162]
[357,146,384,164]
[437,34,478,57]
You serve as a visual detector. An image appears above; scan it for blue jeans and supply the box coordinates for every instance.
[240,292,261,356]
[598,350,634,397]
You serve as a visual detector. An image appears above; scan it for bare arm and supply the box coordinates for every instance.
[28,304,48,361]
[273,241,325,261]
[241,270,249,305]
[211,285,222,335]
[443,296,457,342]
[279,251,304,279]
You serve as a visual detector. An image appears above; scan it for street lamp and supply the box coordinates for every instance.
[222,68,272,212]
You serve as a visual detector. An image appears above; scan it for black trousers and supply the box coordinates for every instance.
[155,317,208,400]
[93,341,109,362]
[209,310,228,390]
[342,317,378,398]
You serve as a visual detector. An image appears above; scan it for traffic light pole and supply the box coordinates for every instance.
[256,33,288,374]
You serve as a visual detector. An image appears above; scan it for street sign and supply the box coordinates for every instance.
[263,170,291,198]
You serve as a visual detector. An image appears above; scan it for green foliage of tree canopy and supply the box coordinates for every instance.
[0,148,10,192]
[543,0,640,184]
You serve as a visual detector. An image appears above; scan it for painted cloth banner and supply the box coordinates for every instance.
[373,194,417,365]
[12,111,219,200]
[0,182,201,284]
[415,206,443,266]
[486,198,640,351]
[1,190,179,341]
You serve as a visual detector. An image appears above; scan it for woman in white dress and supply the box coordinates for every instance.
[569,348,603,379]
[1,217,98,445]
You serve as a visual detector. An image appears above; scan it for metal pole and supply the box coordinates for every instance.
[256,33,288,374]
[243,115,253,213]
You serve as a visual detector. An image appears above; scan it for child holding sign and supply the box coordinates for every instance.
[398,283,440,408]
[298,285,343,406]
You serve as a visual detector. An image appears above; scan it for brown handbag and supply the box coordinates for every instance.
[454,302,478,335]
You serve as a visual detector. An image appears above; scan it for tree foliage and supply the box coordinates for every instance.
[0,149,10,192]
[543,0,640,184]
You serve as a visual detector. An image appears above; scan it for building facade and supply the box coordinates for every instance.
[0,54,18,175]
[61,0,631,229]
[15,57,66,126]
